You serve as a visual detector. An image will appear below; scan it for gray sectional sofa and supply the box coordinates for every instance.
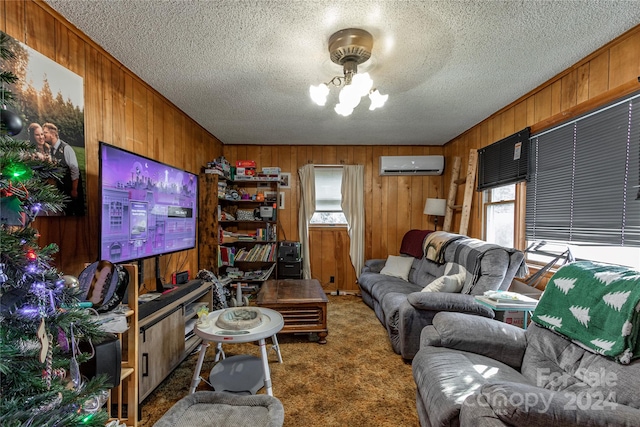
[413,261,640,427]
[358,230,525,359]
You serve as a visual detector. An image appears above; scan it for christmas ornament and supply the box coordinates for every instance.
[0,195,25,227]
[69,323,82,389]
[57,326,69,352]
[62,274,80,289]
[0,108,23,136]
[37,318,49,363]
[82,389,109,414]
[43,333,53,390]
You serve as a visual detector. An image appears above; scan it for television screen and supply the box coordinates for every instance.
[99,142,198,264]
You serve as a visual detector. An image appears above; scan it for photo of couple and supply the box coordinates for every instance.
[28,122,85,216]
[4,32,87,216]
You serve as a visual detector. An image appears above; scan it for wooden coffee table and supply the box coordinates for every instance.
[256,279,328,344]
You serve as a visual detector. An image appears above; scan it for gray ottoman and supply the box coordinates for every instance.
[153,391,285,427]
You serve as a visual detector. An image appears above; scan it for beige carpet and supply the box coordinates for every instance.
[137,295,419,427]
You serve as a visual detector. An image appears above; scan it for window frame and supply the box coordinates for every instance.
[309,165,347,227]
[483,183,516,248]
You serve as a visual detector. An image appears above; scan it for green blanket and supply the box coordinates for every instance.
[532,261,640,364]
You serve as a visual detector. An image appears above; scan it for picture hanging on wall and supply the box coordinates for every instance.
[3,31,87,216]
[280,172,291,188]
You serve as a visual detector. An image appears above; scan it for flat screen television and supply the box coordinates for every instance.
[98,142,198,264]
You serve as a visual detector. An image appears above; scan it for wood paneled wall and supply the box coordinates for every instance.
[443,25,640,244]
[7,1,637,293]
[2,1,223,288]
[223,145,444,292]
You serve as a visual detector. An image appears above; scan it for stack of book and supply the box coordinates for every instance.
[475,291,539,309]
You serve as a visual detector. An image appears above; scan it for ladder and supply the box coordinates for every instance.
[442,149,478,236]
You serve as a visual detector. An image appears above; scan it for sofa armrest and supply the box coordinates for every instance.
[467,382,640,427]
[426,312,527,369]
[396,293,495,360]
[407,292,495,317]
[362,259,386,274]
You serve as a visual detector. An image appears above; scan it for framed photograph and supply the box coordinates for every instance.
[278,192,285,209]
[264,190,278,203]
[279,172,291,188]
[5,33,87,217]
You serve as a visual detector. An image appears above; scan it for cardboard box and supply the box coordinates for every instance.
[236,167,256,176]
[503,311,525,328]
[236,160,256,168]
[262,167,281,174]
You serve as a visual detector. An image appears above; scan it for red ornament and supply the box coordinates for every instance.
[26,249,37,261]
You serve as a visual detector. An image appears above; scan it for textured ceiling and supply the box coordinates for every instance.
[46,1,640,146]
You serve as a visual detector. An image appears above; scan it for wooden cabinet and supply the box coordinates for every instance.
[138,308,183,400]
[137,281,213,403]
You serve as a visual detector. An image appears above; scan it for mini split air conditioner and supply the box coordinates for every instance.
[379,155,444,176]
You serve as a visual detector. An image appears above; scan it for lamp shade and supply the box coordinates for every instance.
[424,198,446,216]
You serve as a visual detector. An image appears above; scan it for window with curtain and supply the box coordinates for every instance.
[526,92,640,268]
[310,166,347,224]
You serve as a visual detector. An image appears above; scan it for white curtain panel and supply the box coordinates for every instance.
[298,164,315,279]
[341,165,365,279]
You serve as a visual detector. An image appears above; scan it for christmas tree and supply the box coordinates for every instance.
[1,32,111,426]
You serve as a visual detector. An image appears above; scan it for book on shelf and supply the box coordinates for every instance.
[233,243,276,262]
[218,246,236,266]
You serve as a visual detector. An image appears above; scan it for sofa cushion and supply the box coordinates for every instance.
[380,255,414,281]
[412,346,530,427]
[465,382,640,427]
[408,257,442,287]
[421,262,466,293]
[426,312,526,369]
[522,323,640,409]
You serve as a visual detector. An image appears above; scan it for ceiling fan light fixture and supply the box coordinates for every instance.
[310,28,388,116]
[352,72,373,97]
[334,103,354,117]
[309,83,329,106]
[338,84,362,109]
[369,89,388,111]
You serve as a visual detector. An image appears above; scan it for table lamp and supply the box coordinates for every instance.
[424,198,447,231]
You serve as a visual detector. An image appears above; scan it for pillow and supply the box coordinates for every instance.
[380,255,414,281]
[421,262,466,293]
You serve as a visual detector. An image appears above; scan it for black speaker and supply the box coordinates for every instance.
[80,333,122,388]
[278,260,302,279]
[278,241,301,262]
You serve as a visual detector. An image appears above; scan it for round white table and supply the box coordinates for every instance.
[189,307,284,396]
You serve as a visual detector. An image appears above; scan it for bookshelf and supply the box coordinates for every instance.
[217,176,279,300]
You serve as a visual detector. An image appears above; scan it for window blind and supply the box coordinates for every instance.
[526,93,640,247]
[477,128,530,191]
[314,167,343,212]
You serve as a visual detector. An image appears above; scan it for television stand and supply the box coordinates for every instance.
[138,280,213,402]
